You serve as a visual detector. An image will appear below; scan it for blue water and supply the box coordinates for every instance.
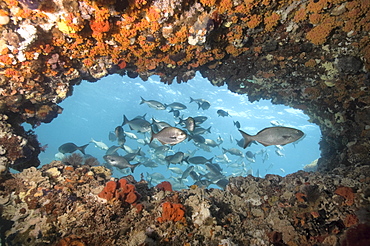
[24,73,321,189]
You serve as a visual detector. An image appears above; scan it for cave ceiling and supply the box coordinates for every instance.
[0,0,369,173]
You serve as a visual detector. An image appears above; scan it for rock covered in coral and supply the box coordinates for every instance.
[0,114,40,173]
[1,161,369,245]
[0,0,368,173]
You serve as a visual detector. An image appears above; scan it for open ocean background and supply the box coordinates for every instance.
[23,73,321,189]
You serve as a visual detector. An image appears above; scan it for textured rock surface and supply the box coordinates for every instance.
[0,161,369,245]
[0,0,368,172]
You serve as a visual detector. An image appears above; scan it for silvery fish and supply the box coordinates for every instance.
[142,158,158,168]
[168,167,183,175]
[105,145,122,156]
[115,126,126,145]
[150,127,187,145]
[171,109,180,118]
[246,151,255,159]
[90,138,109,150]
[124,131,138,140]
[188,134,205,144]
[205,163,223,175]
[270,120,284,126]
[275,149,285,157]
[215,154,231,164]
[204,139,219,147]
[185,156,213,165]
[217,109,230,117]
[103,155,139,173]
[122,115,151,133]
[239,126,304,148]
[151,118,172,133]
[55,152,65,160]
[140,97,166,110]
[165,102,187,110]
[246,151,256,163]
[153,145,171,154]
[181,165,194,180]
[108,132,116,142]
[194,179,213,188]
[165,151,185,165]
[222,147,244,157]
[189,97,208,104]
[147,172,166,181]
[197,101,210,110]
[192,116,208,125]
[215,179,229,190]
[194,142,211,152]
[184,117,195,132]
[192,126,211,135]
[189,170,200,182]
[58,142,89,155]
[123,147,142,162]
[234,121,241,129]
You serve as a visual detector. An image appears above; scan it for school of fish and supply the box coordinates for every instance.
[56,97,304,190]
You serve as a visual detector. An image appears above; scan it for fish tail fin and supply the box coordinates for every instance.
[183,156,189,164]
[168,108,173,113]
[177,117,184,126]
[177,177,183,184]
[140,97,145,105]
[164,103,168,108]
[78,144,89,155]
[131,163,140,173]
[149,127,155,143]
[222,147,227,154]
[189,97,194,103]
[207,126,212,133]
[122,115,128,126]
[209,157,214,164]
[136,147,142,153]
[238,130,253,149]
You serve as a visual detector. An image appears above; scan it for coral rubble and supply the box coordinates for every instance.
[1,161,369,245]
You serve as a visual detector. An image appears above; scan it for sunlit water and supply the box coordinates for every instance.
[23,73,321,189]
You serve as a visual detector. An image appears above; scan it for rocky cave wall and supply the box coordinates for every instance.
[0,0,369,174]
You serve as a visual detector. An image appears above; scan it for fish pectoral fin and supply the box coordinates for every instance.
[282,135,292,139]
[260,142,271,147]
[158,140,167,145]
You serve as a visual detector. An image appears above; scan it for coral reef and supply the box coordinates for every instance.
[97,178,141,205]
[61,153,100,167]
[1,161,369,245]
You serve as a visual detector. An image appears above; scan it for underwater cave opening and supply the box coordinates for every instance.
[22,73,321,189]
